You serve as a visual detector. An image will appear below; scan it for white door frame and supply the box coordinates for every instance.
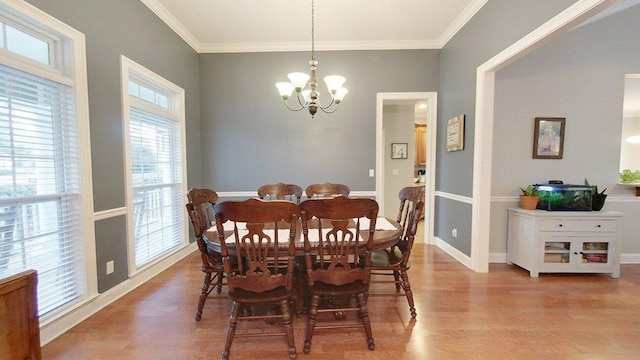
[472,0,615,272]
[376,92,437,245]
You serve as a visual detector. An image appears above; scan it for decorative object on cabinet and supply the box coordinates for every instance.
[584,179,607,211]
[532,117,565,159]
[533,183,592,211]
[519,185,539,210]
[446,114,464,152]
[0,269,41,360]
[507,208,622,277]
[391,143,408,159]
[414,124,427,165]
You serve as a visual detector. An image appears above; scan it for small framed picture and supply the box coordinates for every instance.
[446,115,464,152]
[391,143,408,159]
[533,117,565,159]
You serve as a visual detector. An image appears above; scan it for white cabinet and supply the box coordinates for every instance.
[507,208,623,278]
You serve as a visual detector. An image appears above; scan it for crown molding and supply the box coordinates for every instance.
[140,0,201,52]
[198,39,441,54]
[439,0,488,48]
[142,0,484,54]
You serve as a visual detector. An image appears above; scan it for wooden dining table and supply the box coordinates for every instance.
[203,216,402,316]
[202,216,403,256]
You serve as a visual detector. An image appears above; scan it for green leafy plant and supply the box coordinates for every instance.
[520,185,537,196]
[619,169,640,183]
[584,178,606,195]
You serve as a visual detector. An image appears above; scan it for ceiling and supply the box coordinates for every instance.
[141,0,486,53]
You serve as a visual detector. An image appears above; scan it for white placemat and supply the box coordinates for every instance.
[357,216,397,230]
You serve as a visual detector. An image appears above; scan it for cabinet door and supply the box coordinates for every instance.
[576,240,614,270]
[414,124,427,166]
[539,239,572,272]
[539,237,614,273]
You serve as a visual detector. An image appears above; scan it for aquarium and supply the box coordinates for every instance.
[534,184,592,211]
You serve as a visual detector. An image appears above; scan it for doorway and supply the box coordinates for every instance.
[376,92,437,245]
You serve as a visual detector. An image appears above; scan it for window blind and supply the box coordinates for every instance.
[129,107,183,267]
[0,63,84,316]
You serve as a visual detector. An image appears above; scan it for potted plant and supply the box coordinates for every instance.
[519,185,539,210]
[584,179,607,211]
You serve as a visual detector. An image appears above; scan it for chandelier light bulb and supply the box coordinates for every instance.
[324,75,346,92]
[334,88,348,102]
[276,82,295,99]
[287,72,310,91]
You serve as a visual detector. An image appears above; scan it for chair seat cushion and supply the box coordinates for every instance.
[370,247,410,268]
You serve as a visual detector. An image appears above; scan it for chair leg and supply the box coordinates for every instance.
[393,270,402,292]
[220,301,241,360]
[214,271,224,294]
[195,272,212,321]
[399,270,417,318]
[303,294,320,354]
[356,292,375,351]
[279,299,297,359]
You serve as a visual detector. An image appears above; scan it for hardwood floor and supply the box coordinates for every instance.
[42,243,640,359]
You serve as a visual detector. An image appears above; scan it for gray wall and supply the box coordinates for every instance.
[436,0,579,255]
[25,0,201,291]
[383,105,416,219]
[492,4,640,254]
[199,50,439,192]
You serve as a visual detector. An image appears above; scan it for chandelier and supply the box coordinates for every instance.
[275,0,348,118]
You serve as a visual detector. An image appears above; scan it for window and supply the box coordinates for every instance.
[121,56,187,270]
[0,1,93,318]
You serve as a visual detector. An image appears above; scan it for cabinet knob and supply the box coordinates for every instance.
[597,224,602,228]
[558,224,563,227]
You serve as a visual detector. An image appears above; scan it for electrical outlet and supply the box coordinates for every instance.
[106,260,114,275]
[369,169,374,177]
[392,169,399,175]
[451,228,458,238]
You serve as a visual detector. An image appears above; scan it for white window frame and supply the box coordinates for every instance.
[0,0,96,322]
[120,55,188,275]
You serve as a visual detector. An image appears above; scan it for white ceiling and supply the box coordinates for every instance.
[141,0,486,53]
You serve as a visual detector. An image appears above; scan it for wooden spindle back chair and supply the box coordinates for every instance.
[369,185,425,318]
[185,187,225,321]
[257,182,303,204]
[299,196,378,353]
[214,198,300,360]
[304,182,350,198]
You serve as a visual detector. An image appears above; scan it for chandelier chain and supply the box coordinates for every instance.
[311,0,315,58]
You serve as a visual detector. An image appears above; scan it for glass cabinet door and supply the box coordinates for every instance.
[543,241,570,263]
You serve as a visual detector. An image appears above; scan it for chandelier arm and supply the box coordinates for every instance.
[319,106,339,114]
[282,98,306,112]
[295,92,310,108]
[316,96,337,111]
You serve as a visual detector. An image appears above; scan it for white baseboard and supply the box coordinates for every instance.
[40,242,198,346]
[621,253,640,264]
[432,236,473,270]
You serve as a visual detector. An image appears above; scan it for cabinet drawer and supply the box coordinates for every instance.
[540,219,617,232]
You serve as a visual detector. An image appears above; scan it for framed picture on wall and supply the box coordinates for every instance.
[533,117,565,159]
[446,114,464,152]
[391,143,408,159]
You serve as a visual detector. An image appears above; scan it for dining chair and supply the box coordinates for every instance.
[213,198,299,360]
[299,196,378,353]
[369,185,425,318]
[257,182,303,204]
[304,182,350,198]
[185,187,227,321]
